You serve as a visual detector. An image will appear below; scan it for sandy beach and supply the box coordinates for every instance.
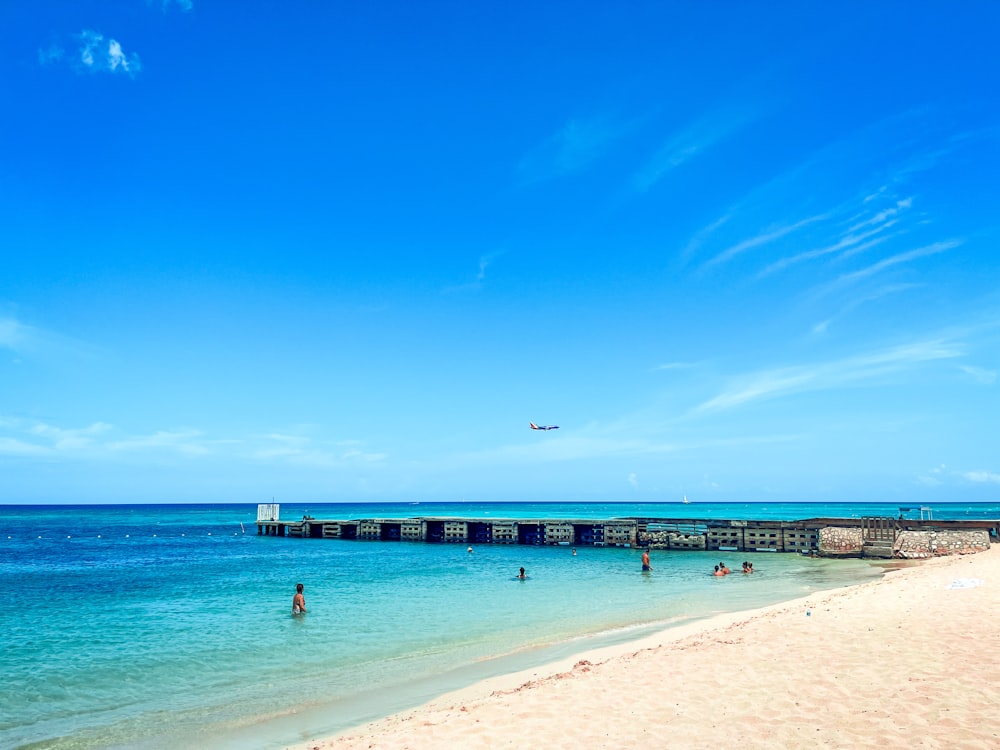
[289,545,999,750]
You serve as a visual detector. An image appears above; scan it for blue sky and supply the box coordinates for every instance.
[2,2,998,504]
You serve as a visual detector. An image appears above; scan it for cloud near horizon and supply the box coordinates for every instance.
[0,418,386,466]
[962,470,1000,484]
[253,432,387,467]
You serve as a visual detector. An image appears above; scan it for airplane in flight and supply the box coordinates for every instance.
[529,422,559,431]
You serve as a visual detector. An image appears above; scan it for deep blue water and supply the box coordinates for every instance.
[2,501,997,749]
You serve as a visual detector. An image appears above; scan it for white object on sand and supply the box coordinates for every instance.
[946,578,984,590]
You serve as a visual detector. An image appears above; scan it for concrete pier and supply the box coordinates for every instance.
[255,506,999,558]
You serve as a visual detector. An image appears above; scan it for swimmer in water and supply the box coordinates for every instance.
[292,583,306,614]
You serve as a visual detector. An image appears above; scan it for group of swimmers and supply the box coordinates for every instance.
[293,552,758,614]
[712,560,754,576]
[523,551,753,582]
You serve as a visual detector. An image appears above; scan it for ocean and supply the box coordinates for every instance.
[2,501,997,749]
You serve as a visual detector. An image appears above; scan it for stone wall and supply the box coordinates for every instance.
[639,530,707,550]
[819,526,864,556]
[894,529,991,559]
[818,526,992,558]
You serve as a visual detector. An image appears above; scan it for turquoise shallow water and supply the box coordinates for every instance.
[2,501,997,749]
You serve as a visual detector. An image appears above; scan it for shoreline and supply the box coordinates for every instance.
[288,546,1000,749]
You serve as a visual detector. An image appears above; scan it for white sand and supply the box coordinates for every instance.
[289,546,1000,749]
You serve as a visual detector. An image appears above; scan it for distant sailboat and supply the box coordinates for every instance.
[682,495,691,504]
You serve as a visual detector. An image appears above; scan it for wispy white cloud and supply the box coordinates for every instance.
[0,418,388,468]
[694,338,965,414]
[30,421,112,450]
[919,465,1000,486]
[39,31,141,76]
[680,213,732,264]
[810,283,920,336]
[627,472,638,489]
[836,240,959,285]
[517,114,632,183]
[0,315,103,365]
[677,107,963,284]
[695,370,815,414]
[108,429,209,455]
[449,427,800,471]
[634,107,755,193]
[0,417,120,456]
[706,213,828,269]
[146,0,193,10]
[916,463,948,486]
[678,146,872,272]
[0,317,33,350]
[846,197,913,233]
[959,365,996,385]
[962,470,1000,484]
[758,220,900,277]
[652,361,697,371]
[476,254,493,283]
[455,434,678,466]
[833,234,902,262]
[41,30,142,77]
[0,437,51,457]
[253,432,386,467]
[442,251,504,294]
[758,194,914,278]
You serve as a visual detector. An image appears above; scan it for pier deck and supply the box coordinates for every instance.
[256,509,999,557]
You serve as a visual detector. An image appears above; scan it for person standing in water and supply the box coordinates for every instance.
[518,567,526,579]
[641,549,652,572]
[292,583,306,614]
